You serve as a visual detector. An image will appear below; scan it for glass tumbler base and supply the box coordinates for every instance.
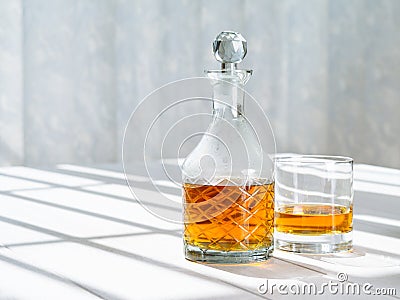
[275,231,352,254]
[184,244,273,264]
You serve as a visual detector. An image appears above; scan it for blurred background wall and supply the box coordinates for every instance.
[0,0,399,168]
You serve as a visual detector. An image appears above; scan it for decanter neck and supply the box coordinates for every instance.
[212,81,245,118]
[205,69,252,119]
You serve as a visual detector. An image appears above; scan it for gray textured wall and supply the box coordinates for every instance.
[0,0,399,168]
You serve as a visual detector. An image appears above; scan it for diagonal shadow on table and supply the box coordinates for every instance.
[0,215,267,300]
[0,170,181,212]
[0,164,183,226]
[0,251,123,300]
[1,231,178,249]
[1,164,399,291]
[0,190,181,238]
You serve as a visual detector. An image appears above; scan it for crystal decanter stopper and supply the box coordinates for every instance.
[182,31,274,264]
[213,31,247,67]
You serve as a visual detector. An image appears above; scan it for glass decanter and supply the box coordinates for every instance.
[182,31,274,263]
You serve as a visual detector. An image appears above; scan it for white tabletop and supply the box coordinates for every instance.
[0,163,399,299]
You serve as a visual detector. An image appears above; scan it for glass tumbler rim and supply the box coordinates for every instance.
[274,154,353,165]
